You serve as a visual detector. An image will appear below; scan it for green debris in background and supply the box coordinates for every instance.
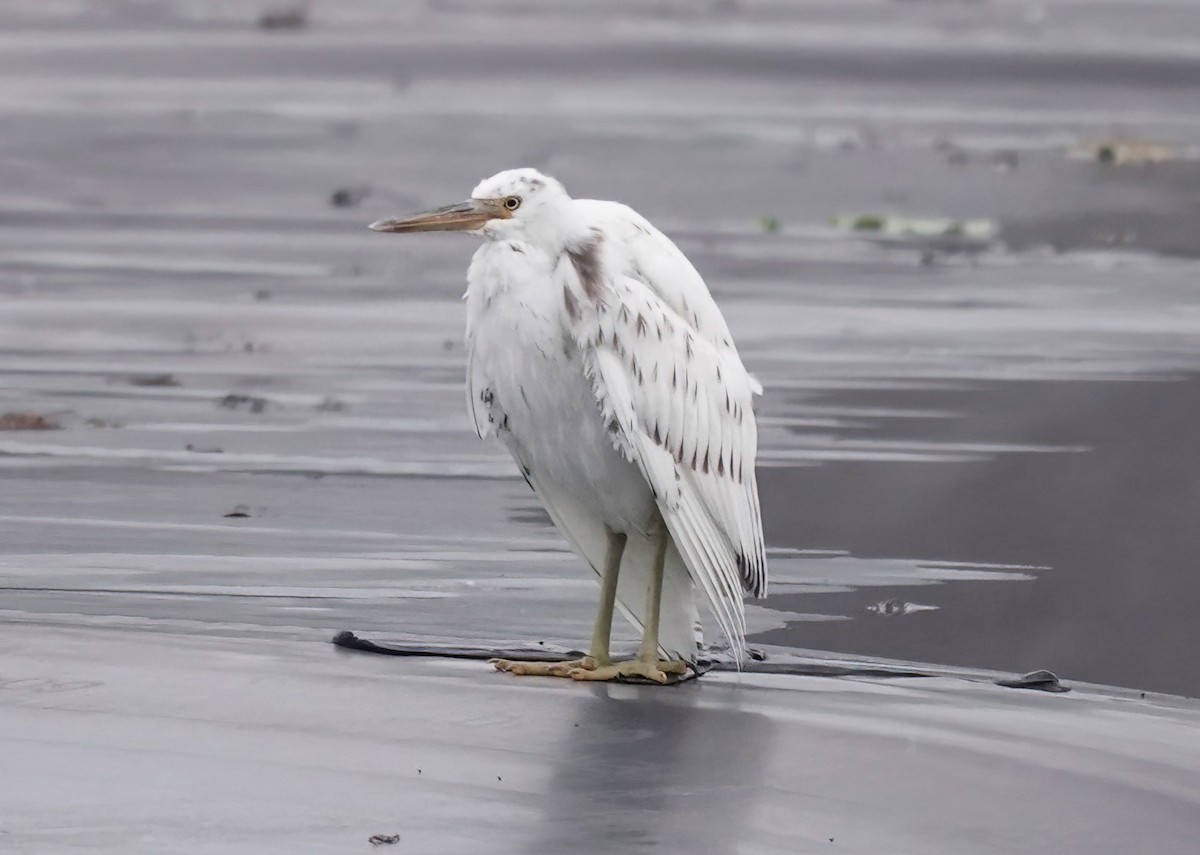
[852,215,884,231]
[759,216,780,233]
[830,214,996,239]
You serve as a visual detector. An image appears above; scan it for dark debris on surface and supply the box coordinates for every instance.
[330,186,371,208]
[128,374,179,387]
[996,669,1070,693]
[218,394,268,413]
[0,412,60,431]
[330,632,965,685]
[257,5,308,30]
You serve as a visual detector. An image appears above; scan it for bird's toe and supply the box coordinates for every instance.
[492,657,587,678]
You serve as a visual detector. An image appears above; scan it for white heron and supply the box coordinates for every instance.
[370,168,766,683]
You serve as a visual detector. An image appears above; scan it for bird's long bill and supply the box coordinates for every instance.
[368,199,494,234]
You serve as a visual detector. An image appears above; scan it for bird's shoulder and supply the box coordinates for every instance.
[572,199,739,357]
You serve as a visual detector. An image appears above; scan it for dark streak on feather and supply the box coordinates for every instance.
[563,286,580,321]
[566,232,605,302]
[737,554,756,597]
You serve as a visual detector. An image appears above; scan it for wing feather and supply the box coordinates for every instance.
[581,273,767,657]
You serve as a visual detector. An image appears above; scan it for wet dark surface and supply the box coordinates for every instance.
[6,624,1198,855]
[3,0,1200,697]
[759,377,1200,696]
[3,3,1200,849]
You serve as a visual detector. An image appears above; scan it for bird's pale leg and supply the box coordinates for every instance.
[571,522,690,684]
[586,528,626,667]
[491,529,626,677]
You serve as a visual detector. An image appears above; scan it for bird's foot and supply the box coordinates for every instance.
[490,656,603,678]
[568,656,691,685]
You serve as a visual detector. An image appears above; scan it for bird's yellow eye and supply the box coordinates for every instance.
[504,196,521,211]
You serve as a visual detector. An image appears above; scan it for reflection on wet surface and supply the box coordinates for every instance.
[2,0,1200,703]
[529,688,773,854]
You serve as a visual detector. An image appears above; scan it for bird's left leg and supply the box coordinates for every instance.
[491,529,626,678]
[570,520,691,684]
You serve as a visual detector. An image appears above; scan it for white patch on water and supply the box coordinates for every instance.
[768,554,1038,590]
[0,440,513,478]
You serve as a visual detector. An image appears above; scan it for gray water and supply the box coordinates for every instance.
[3,0,1200,697]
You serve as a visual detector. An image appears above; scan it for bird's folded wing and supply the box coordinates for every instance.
[576,200,759,390]
[581,275,767,655]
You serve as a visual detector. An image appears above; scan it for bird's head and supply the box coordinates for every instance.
[369,168,569,241]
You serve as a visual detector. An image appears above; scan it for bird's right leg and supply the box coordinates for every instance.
[491,529,626,677]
